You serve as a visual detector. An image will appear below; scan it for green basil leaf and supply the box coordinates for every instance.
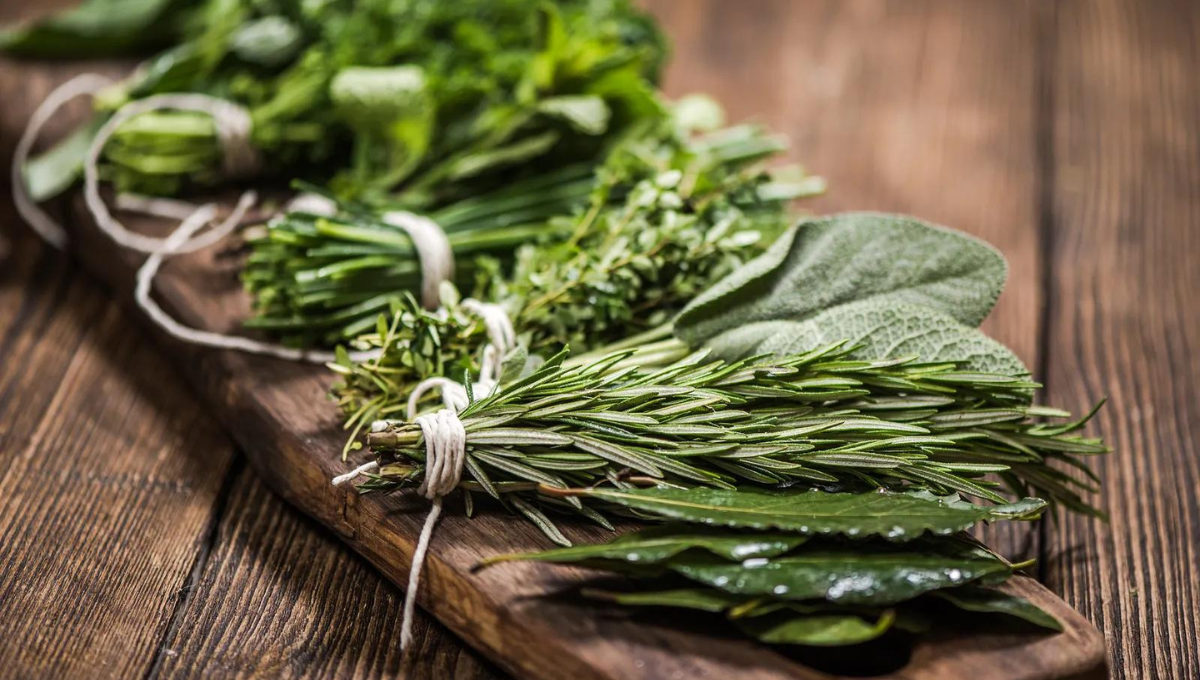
[568,488,1046,540]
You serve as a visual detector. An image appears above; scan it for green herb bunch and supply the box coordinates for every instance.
[241,165,598,346]
[11,0,668,203]
[325,120,822,425]
[481,488,1066,648]
[360,344,1106,545]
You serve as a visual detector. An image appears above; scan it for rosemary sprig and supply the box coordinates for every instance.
[357,344,1107,543]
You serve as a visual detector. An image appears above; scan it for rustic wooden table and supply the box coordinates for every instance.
[1,1,1196,678]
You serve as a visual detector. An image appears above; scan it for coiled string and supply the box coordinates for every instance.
[9,77,458,364]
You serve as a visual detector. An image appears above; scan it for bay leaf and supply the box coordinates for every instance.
[934,586,1063,632]
[569,487,1046,540]
[732,609,895,647]
[582,587,747,613]
[668,543,1011,605]
[483,524,806,567]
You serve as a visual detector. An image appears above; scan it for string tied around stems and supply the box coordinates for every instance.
[335,408,469,650]
[332,298,516,484]
[330,300,514,650]
[11,77,459,364]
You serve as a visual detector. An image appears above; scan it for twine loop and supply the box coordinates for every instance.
[382,211,454,310]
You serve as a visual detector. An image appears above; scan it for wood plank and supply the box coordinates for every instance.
[64,220,1108,679]
[0,54,506,678]
[1041,1,1200,678]
[54,0,1108,663]
[5,2,1108,677]
[0,220,235,679]
[644,0,1045,561]
[154,465,503,680]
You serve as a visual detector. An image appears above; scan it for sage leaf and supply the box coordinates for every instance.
[567,488,1046,540]
[744,301,1029,376]
[675,213,1024,373]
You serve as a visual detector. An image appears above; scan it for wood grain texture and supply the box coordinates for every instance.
[51,0,1109,658]
[61,218,1106,680]
[1040,1,1200,678]
[20,0,1200,677]
[0,214,235,678]
[153,466,502,680]
[644,0,1044,562]
[0,45,506,680]
[4,1,1106,678]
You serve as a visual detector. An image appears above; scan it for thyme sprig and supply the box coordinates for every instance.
[248,119,820,350]
[358,344,1107,543]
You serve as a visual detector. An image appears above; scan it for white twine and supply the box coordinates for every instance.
[331,460,379,486]
[135,196,382,364]
[85,93,262,254]
[13,80,459,365]
[116,192,206,221]
[330,300,514,650]
[400,299,515,419]
[11,73,115,249]
[402,408,467,649]
[285,192,338,216]
[383,211,454,310]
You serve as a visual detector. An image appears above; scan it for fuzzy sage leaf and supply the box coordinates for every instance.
[674,213,1025,374]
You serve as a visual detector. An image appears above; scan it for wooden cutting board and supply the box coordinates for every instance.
[63,199,1108,680]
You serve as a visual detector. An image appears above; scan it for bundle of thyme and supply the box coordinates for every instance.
[243,115,821,348]
[325,121,822,428]
[358,344,1105,544]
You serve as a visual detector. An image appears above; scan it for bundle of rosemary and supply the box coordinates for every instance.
[362,344,1105,541]
[333,212,1107,651]
[8,0,667,204]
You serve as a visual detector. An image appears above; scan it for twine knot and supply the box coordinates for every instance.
[333,299,514,651]
[402,407,467,650]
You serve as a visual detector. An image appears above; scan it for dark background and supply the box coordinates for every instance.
[1,1,1197,678]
